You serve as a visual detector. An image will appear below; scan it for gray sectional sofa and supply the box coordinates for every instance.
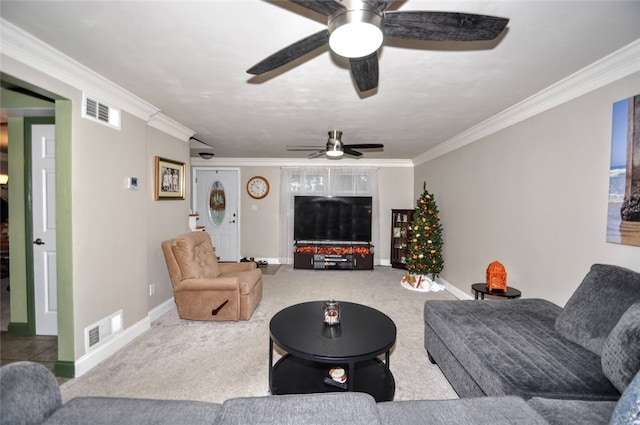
[2,361,639,424]
[424,263,640,424]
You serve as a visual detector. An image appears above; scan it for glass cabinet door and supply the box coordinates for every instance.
[391,209,413,269]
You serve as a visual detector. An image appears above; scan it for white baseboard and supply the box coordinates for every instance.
[74,315,150,377]
[149,297,176,322]
[437,277,473,300]
[253,257,280,265]
[74,297,176,377]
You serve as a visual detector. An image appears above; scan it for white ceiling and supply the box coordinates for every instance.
[2,1,640,160]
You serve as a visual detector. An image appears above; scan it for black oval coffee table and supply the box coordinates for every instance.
[269,301,396,402]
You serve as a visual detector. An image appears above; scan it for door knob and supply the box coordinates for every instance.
[33,238,45,245]
[229,219,236,223]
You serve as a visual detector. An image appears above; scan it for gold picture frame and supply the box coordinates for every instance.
[155,156,185,200]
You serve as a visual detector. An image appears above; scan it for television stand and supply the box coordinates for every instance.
[293,242,374,270]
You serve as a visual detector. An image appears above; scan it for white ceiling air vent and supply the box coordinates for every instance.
[82,93,120,129]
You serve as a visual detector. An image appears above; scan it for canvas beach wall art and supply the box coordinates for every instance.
[607,94,640,247]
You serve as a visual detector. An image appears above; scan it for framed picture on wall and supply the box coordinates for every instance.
[606,93,640,246]
[155,156,185,200]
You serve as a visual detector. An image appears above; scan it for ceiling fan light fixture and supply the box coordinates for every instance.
[326,140,344,157]
[198,152,215,159]
[328,9,383,58]
[326,131,344,157]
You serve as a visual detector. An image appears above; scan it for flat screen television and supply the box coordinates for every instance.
[294,196,372,242]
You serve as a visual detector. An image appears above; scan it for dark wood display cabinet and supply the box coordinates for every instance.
[390,209,413,269]
[294,242,374,270]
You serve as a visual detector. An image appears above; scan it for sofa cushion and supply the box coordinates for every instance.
[172,232,222,279]
[377,396,547,425]
[609,371,640,425]
[44,397,222,425]
[527,397,617,425]
[601,301,640,393]
[424,298,619,400]
[213,392,382,425]
[555,264,640,355]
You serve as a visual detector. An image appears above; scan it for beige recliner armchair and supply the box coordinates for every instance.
[161,231,263,321]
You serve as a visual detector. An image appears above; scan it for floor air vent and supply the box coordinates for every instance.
[85,310,123,352]
[82,93,120,129]
[88,326,100,348]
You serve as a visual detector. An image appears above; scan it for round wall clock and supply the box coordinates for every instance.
[247,176,270,199]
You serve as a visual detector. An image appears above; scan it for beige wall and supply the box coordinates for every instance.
[415,71,640,306]
[239,166,281,260]
[378,167,414,262]
[146,127,191,311]
[72,109,148,350]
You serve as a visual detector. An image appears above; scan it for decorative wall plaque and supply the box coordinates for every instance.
[486,261,507,293]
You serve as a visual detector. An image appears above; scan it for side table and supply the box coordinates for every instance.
[471,283,521,300]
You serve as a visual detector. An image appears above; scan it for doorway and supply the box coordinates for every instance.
[0,78,74,377]
[0,116,59,372]
[193,168,240,262]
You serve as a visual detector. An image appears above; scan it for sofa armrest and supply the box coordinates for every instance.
[0,361,62,425]
[175,277,240,291]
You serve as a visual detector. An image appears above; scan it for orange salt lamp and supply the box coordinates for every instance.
[486,261,507,293]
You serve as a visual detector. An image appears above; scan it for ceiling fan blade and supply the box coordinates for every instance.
[247,30,329,75]
[344,144,384,149]
[349,53,379,92]
[308,150,327,158]
[363,0,395,12]
[384,11,509,41]
[289,0,345,16]
[287,146,325,151]
[343,148,364,157]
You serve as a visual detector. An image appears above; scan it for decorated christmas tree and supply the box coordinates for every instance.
[406,182,444,280]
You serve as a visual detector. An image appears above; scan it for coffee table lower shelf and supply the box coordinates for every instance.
[270,354,395,402]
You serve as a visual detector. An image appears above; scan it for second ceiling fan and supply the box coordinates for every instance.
[288,130,384,158]
[247,0,509,92]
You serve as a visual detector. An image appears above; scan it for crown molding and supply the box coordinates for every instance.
[147,113,195,142]
[413,37,640,166]
[1,18,192,141]
[0,19,161,121]
[190,157,414,168]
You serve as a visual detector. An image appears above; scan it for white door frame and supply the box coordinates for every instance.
[192,167,241,261]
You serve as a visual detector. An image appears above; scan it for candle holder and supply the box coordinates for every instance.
[323,300,341,326]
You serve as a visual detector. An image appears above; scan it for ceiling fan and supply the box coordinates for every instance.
[247,0,509,92]
[288,130,384,158]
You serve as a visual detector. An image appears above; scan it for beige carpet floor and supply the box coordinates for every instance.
[60,265,459,403]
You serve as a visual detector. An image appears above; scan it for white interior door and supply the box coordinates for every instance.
[32,124,57,335]
[194,169,240,262]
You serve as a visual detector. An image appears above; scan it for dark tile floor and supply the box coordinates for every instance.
[1,277,69,384]
[0,331,58,370]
